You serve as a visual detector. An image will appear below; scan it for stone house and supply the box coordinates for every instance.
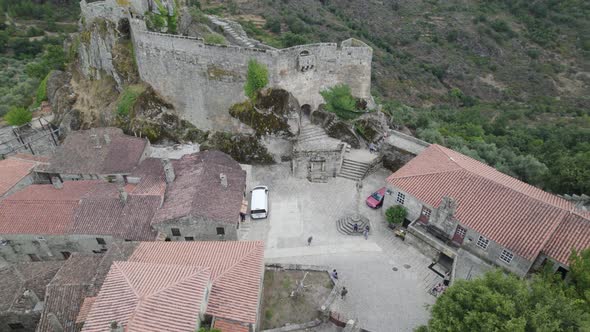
[151,150,247,241]
[0,158,165,264]
[78,241,265,332]
[0,154,49,198]
[384,144,590,278]
[0,260,63,332]
[36,127,150,183]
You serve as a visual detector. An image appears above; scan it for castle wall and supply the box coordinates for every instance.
[129,18,373,131]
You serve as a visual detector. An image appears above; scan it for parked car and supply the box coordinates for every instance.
[250,186,269,219]
[366,187,386,208]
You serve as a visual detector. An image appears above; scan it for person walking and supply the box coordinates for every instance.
[353,223,359,232]
[307,236,313,246]
[341,287,348,299]
[363,229,368,240]
[331,269,339,280]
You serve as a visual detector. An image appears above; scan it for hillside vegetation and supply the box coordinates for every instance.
[214,0,589,195]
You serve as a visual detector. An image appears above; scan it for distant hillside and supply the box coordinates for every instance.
[215,0,589,194]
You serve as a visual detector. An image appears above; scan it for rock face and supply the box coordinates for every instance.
[229,89,300,137]
[201,132,274,164]
[311,109,360,148]
[45,70,79,136]
[78,17,136,89]
[354,112,389,143]
[381,144,416,172]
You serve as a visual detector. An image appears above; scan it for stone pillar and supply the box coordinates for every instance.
[161,158,175,183]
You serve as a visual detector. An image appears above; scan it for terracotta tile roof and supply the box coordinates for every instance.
[76,297,96,324]
[213,319,250,332]
[129,241,265,324]
[0,157,40,196]
[543,212,590,265]
[153,150,246,225]
[9,153,50,163]
[387,144,586,263]
[0,261,63,313]
[0,180,160,240]
[40,127,148,175]
[82,261,211,332]
[127,158,167,197]
[37,254,103,332]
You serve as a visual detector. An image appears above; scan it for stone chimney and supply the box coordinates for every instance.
[48,313,64,332]
[104,133,111,145]
[51,176,63,189]
[220,173,228,188]
[118,187,128,204]
[434,196,458,235]
[161,158,175,183]
[23,289,40,305]
[110,321,124,332]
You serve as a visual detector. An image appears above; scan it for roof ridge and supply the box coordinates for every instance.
[144,265,210,299]
[389,167,463,180]
[113,261,141,299]
[433,144,573,213]
[211,242,263,283]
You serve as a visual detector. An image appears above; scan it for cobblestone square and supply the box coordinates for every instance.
[241,164,442,332]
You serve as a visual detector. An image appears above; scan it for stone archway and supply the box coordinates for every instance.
[301,104,312,117]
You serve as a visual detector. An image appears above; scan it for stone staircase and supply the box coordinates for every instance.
[336,215,371,236]
[207,15,273,49]
[338,159,370,181]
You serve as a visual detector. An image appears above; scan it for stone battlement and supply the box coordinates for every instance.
[80,0,373,131]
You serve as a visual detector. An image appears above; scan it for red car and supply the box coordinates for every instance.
[366,187,386,208]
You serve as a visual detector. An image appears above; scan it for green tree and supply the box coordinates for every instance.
[420,269,590,332]
[320,84,359,120]
[281,32,308,47]
[244,59,268,100]
[385,205,407,225]
[25,44,65,79]
[4,107,32,126]
[264,17,281,33]
[570,248,590,303]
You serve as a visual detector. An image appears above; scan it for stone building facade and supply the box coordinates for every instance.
[78,0,373,131]
[385,144,590,278]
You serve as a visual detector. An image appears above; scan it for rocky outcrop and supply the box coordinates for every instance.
[78,17,136,89]
[381,144,416,172]
[310,109,360,148]
[201,132,274,164]
[45,70,79,136]
[353,112,389,143]
[229,89,300,137]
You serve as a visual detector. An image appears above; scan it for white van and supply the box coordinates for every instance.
[250,186,269,219]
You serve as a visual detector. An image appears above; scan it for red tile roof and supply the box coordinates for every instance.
[0,157,40,196]
[153,151,246,225]
[0,180,161,240]
[82,261,211,332]
[129,241,264,324]
[543,212,590,265]
[76,297,96,324]
[40,127,148,175]
[213,319,250,332]
[387,144,589,264]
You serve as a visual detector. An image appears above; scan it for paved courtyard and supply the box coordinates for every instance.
[241,164,442,332]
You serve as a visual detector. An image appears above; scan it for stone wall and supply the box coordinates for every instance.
[126,16,372,131]
[0,312,40,332]
[152,216,239,241]
[0,234,116,263]
[292,146,345,182]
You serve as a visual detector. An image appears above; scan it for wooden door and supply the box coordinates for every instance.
[452,225,467,245]
[417,206,432,224]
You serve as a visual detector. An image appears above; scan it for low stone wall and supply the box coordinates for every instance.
[261,319,322,332]
[386,130,429,155]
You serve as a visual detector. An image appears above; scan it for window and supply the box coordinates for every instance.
[61,251,71,259]
[28,254,40,262]
[216,227,225,236]
[476,236,489,250]
[396,192,405,205]
[8,323,25,330]
[185,237,194,241]
[171,228,181,237]
[96,237,106,245]
[456,227,466,237]
[500,250,514,264]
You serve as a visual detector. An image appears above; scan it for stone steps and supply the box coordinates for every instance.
[336,215,371,236]
[338,159,370,181]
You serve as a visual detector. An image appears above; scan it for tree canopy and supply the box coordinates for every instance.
[244,59,268,100]
[419,250,590,332]
[319,84,360,120]
[4,106,32,126]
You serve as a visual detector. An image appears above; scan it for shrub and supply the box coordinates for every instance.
[385,205,407,225]
[264,17,281,33]
[281,32,308,47]
[4,107,32,126]
[204,33,227,45]
[116,84,146,117]
[244,59,268,100]
[34,72,50,107]
[320,84,361,120]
